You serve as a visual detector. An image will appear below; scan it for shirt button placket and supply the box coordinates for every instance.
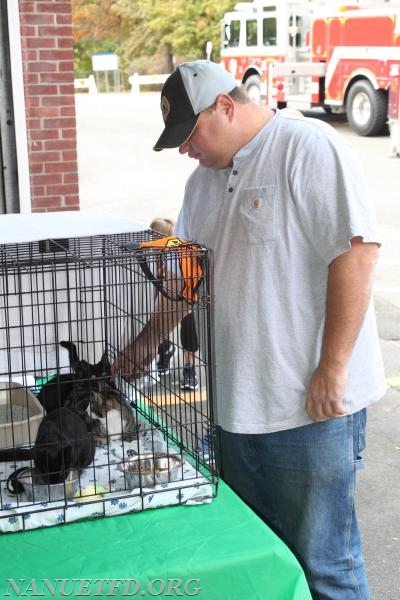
[228,169,238,194]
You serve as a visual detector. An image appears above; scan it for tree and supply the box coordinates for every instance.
[72,0,127,76]
[72,0,237,79]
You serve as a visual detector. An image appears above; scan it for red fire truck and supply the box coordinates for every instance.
[221,1,400,138]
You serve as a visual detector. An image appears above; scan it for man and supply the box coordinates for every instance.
[114,60,386,599]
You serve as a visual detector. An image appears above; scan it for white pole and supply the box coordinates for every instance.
[129,73,141,95]
[7,0,31,213]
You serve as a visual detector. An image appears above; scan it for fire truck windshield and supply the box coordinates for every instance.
[223,15,278,49]
[263,18,277,46]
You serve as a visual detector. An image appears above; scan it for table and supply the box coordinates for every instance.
[0,481,312,600]
[0,214,311,598]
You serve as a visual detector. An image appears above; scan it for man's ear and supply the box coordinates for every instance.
[215,93,235,119]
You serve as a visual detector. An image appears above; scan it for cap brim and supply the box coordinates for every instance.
[153,115,198,152]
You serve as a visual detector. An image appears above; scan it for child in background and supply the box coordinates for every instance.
[149,218,199,390]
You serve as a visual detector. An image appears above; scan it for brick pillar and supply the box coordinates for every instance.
[19,0,80,212]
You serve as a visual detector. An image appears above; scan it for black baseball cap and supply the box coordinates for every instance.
[153,60,238,151]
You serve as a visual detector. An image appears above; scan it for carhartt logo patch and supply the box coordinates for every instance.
[161,96,170,122]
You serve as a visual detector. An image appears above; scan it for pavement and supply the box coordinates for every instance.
[76,92,400,599]
[358,296,400,599]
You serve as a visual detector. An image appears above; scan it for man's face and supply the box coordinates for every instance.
[178,104,233,170]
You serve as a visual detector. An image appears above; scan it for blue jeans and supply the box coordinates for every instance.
[217,409,369,600]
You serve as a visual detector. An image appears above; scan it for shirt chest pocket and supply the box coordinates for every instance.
[238,185,277,246]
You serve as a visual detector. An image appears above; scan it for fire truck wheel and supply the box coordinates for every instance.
[346,80,388,136]
[245,75,261,104]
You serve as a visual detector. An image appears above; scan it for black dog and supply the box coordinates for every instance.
[2,398,95,489]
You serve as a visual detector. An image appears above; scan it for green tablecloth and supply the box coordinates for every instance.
[0,482,312,600]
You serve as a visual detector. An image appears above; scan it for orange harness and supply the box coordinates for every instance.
[130,236,205,304]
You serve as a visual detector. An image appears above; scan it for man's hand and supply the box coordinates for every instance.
[111,283,188,381]
[110,343,150,380]
[306,362,348,421]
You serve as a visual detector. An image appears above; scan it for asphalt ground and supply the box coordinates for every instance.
[76,91,400,599]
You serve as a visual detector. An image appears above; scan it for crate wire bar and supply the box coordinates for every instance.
[0,230,217,533]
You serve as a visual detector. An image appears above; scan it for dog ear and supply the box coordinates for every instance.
[98,352,112,377]
[33,441,61,483]
[59,445,73,480]
[62,444,72,466]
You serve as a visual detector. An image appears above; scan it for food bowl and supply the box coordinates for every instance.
[16,467,79,502]
[118,453,183,489]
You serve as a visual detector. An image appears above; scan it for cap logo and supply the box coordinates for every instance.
[161,96,171,123]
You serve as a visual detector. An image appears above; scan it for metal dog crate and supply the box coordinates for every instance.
[0,229,217,533]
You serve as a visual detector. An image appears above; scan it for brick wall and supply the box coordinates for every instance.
[19,0,79,212]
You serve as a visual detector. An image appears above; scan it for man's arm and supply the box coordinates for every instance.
[306,236,379,421]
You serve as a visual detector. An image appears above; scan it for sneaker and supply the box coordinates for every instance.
[181,363,198,390]
[157,342,175,375]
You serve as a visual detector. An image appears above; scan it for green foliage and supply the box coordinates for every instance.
[73,0,237,79]
[72,0,128,77]
[114,0,236,68]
